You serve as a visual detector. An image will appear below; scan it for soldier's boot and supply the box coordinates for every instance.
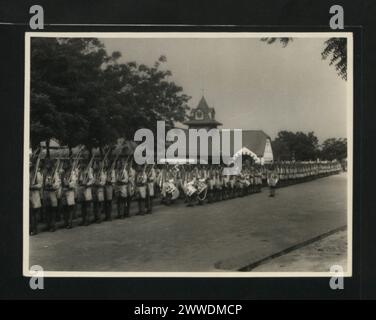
[56,200,62,222]
[122,198,128,218]
[65,206,74,229]
[46,206,56,232]
[39,206,45,223]
[72,203,77,220]
[146,196,152,214]
[165,194,171,206]
[186,196,192,207]
[116,198,123,219]
[207,190,212,203]
[63,205,69,228]
[99,201,104,222]
[80,202,89,226]
[105,201,112,221]
[30,208,39,236]
[149,197,153,213]
[138,199,145,215]
[93,202,102,223]
[145,197,149,213]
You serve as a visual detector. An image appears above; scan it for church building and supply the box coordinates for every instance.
[182,96,274,164]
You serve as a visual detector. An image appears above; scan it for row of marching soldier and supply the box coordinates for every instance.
[29,148,342,235]
[29,147,157,235]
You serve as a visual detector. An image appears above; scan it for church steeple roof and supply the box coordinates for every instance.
[196,96,210,111]
[184,95,222,129]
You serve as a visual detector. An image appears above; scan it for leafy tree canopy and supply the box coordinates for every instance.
[272,130,319,161]
[261,37,347,80]
[30,38,190,156]
[320,138,347,161]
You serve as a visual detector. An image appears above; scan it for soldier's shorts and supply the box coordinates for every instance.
[148,183,154,197]
[96,187,105,202]
[105,185,114,200]
[118,184,128,198]
[65,190,76,206]
[83,187,93,202]
[30,190,42,209]
[138,186,146,199]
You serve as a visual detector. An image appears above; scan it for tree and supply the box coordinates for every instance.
[272,131,319,161]
[261,37,347,80]
[320,138,347,161]
[30,38,110,154]
[30,38,191,155]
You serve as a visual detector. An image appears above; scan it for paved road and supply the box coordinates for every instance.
[252,229,347,272]
[29,173,348,272]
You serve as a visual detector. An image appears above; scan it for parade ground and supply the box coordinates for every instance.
[29,173,348,273]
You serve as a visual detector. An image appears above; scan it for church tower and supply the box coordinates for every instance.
[184,96,222,130]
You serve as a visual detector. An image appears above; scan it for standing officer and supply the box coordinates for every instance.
[267,166,279,197]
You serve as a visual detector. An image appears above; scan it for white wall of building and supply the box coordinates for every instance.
[263,138,274,163]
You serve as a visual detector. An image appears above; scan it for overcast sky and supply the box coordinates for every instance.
[101,36,348,142]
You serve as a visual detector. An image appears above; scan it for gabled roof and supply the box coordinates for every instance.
[241,130,271,157]
[169,128,271,158]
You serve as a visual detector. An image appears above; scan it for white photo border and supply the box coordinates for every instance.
[23,32,353,278]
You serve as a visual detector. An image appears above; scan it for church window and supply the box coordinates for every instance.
[195,110,204,120]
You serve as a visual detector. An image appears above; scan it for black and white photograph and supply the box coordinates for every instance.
[24,32,353,277]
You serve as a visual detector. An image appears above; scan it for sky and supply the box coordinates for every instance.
[101,36,348,142]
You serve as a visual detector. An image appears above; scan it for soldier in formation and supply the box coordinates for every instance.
[29,149,342,234]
